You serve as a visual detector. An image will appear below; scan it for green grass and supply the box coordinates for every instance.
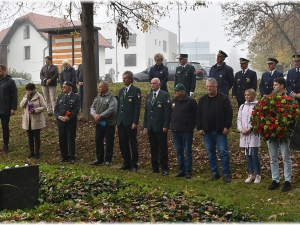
[1,81,300,221]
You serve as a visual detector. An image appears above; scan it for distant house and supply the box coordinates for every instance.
[0,13,113,83]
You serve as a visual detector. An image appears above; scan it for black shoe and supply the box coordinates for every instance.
[223,174,231,183]
[89,160,102,165]
[175,171,185,177]
[59,158,68,163]
[47,113,53,117]
[151,169,160,173]
[34,153,40,159]
[131,167,137,172]
[268,180,280,190]
[105,162,111,167]
[118,165,131,170]
[162,170,169,176]
[209,174,221,181]
[185,172,192,179]
[69,159,75,164]
[281,181,292,192]
[3,145,9,154]
[27,153,35,158]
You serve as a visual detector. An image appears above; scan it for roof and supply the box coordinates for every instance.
[0,12,113,48]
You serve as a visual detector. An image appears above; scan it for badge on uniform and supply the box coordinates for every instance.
[129,99,132,102]
[137,93,141,98]
[160,71,162,74]
[177,71,180,74]
[59,100,62,103]
[220,75,223,78]
[237,79,240,82]
[246,78,250,82]
[158,104,162,107]
[186,73,188,76]
[172,103,175,108]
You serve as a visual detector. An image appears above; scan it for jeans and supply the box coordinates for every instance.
[172,131,193,173]
[203,131,231,175]
[268,140,292,182]
[41,85,57,113]
[245,147,261,175]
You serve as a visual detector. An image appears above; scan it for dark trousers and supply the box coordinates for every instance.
[58,126,76,160]
[0,114,10,146]
[118,123,139,168]
[148,128,169,171]
[237,101,244,110]
[79,85,83,110]
[26,129,41,154]
[95,124,115,163]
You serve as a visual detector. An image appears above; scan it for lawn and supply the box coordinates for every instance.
[0,80,300,222]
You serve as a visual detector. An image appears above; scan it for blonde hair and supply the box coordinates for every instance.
[244,88,256,100]
[62,59,70,66]
[154,53,164,61]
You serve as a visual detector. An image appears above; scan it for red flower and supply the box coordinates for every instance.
[286,96,292,101]
[274,123,279,128]
[275,101,281,107]
[252,110,257,115]
[258,113,264,118]
[258,106,263,111]
[258,127,262,133]
[252,121,257,126]
[283,112,289,117]
[266,110,272,116]
[281,126,286,132]
[278,133,284,139]
[284,104,290,109]
[277,107,282,113]
[260,122,265,128]
[268,124,275,130]
[264,131,270,138]
[292,103,297,109]
[292,110,298,117]
[270,117,275,123]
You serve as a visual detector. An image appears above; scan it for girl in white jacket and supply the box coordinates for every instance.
[237,88,261,183]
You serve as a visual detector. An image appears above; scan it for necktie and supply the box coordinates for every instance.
[297,69,299,73]
[269,71,272,77]
[151,92,157,105]
[123,88,127,100]
[242,70,245,75]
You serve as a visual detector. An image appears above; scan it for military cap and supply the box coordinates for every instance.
[63,81,74,88]
[173,83,186,91]
[239,58,250,64]
[217,50,228,58]
[293,54,300,61]
[178,54,188,59]
[267,58,278,64]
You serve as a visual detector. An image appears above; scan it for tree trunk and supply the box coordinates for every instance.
[81,2,97,121]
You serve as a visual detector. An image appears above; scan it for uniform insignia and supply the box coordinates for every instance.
[186,73,188,76]
[129,99,132,102]
[104,99,109,104]
[220,75,222,78]
[137,93,141,98]
[177,71,180,74]
[167,99,170,103]
[237,79,240,81]
[172,103,175,108]
[59,100,62,103]
[158,104,162,107]
[246,78,250,82]
[160,71,162,74]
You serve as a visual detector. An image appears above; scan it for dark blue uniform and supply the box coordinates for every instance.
[286,68,300,103]
[259,70,283,96]
[232,69,257,107]
[209,62,234,95]
[149,64,169,92]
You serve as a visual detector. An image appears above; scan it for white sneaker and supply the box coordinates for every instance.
[254,175,261,184]
[245,174,255,183]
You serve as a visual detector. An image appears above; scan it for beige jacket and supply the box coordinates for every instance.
[20,92,46,130]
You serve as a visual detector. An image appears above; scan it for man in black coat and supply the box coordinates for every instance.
[54,81,80,164]
[0,64,18,153]
[171,83,197,179]
[117,71,141,172]
[144,78,171,176]
[232,58,257,109]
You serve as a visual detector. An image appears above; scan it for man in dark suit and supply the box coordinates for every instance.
[174,54,196,97]
[117,71,141,172]
[287,54,300,104]
[144,78,171,176]
[232,58,257,109]
[259,58,283,97]
[54,81,80,164]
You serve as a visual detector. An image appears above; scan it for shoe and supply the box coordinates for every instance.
[254,175,261,184]
[27,153,35,158]
[59,158,68,163]
[209,174,221,181]
[69,159,75,164]
[281,181,292,192]
[118,165,131,170]
[47,113,53,117]
[131,167,137,172]
[151,169,160,173]
[161,170,169,176]
[268,180,280,190]
[89,160,102,165]
[34,153,40,159]
[185,172,192,179]
[175,171,185,177]
[245,174,255,183]
[223,174,231,183]
[105,162,111,167]
[3,145,9,154]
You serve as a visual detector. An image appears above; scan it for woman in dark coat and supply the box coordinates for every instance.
[148,53,169,92]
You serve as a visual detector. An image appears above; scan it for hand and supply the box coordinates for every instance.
[222,127,230,135]
[198,130,205,135]
[163,127,168,132]
[10,110,15,116]
[190,92,194,97]
[143,128,148,134]
[131,123,138,129]
[291,92,297,98]
[78,82,83,86]
[232,96,236,99]
[94,114,100,123]
[46,79,51,85]
[29,109,35,114]
[296,93,300,99]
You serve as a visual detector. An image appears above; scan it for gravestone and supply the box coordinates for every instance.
[0,165,39,210]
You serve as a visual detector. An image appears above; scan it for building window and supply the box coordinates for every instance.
[105,59,112,64]
[106,38,112,44]
[24,25,30,39]
[163,40,167,52]
[24,46,30,59]
[155,39,157,45]
[124,54,136,67]
[159,41,161,46]
[128,34,136,46]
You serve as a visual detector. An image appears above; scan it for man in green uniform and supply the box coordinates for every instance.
[174,54,196,97]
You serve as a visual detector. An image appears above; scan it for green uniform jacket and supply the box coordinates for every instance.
[143,90,171,132]
[174,64,196,92]
[117,85,141,126]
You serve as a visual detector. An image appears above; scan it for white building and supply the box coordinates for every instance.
[97,22,177,82]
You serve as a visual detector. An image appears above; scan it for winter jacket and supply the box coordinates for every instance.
[0,75,18,115]
[149,63,169,92]
[237,101,260,148]
[40,64,59,86]
[20,91,46,130]
[60,66,78,93]
[209,62,234,95]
